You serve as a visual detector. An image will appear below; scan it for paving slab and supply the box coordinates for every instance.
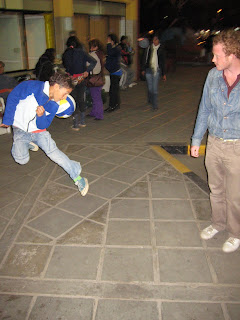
[95,299,159,320]
[161,302,225,320]
[101,248,154,282]
[28,297,94,320]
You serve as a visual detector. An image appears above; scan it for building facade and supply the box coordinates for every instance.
[0,0,139,77]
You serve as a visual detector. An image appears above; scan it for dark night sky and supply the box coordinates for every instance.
[140,0,240,34]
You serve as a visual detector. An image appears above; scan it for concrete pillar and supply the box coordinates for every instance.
[44,13,55,49]
[125,0,139,80]
[53,0,74,58]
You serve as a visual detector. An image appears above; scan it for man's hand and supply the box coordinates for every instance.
[36,105,45,117]
[191,146,200,158]
[162,75,167,81]
[0,123,9,128]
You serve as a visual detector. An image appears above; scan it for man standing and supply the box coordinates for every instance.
[191,29,240,253]
[0,72,89,196]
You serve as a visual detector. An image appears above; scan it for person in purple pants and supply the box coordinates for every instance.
[87,39,105,120]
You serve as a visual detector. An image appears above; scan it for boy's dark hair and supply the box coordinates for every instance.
[49,72,75,89]
[108,33,119,45]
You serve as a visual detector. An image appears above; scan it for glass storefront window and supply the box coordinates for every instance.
[0,12,26,71]
[0,12,46,72]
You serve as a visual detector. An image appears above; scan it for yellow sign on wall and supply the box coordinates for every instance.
[53,0,73,17]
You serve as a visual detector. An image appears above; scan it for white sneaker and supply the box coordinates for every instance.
[29,142,39,152]
[222,237,240,253]
[75,177,89,196]
[200,225,219,240]
[129,82,137,88]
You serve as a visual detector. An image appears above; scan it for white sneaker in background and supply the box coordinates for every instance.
[129,82,137,88]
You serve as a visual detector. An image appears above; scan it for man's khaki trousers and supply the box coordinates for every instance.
[205,135,240,239]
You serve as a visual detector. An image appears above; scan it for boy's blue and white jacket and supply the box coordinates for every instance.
[3,80,75,132]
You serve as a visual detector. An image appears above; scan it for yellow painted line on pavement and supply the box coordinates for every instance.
[187,145,206,156]
[151,145,191,174]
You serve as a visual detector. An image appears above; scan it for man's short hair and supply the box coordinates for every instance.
[49,72,75,90]
[0,61,5,68]
[120,36,127,42]
[213,29,240,59]
[108,33,119,45]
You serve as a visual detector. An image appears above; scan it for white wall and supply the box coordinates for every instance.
[25,15,46,69]
[0,15,24,71]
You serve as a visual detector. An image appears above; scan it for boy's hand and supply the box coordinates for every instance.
[0,123,9,128]
[36,105,45,117]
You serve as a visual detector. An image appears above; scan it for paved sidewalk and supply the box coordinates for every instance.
[0,66,240,320]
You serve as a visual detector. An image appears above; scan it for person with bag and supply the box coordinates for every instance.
[86,39,105,120]
[62,36,96,130]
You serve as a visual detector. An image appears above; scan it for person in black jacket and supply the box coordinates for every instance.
[104,34,122,113]
[62,36,96,130]
[142,34,166,111]
[35,48,56,82]
[0,61,18,103]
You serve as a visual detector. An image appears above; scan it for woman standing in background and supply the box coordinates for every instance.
[104,34,122,113]
[87,39,105,120]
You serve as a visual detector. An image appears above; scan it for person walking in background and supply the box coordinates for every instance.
[62,36,96,130]
[87,39,105,120]
[104,33,122,113]
[191,29,240,253]
[0,72,89,196]
[35,48,56,81]
[119,35,136,89]
[141,33,166,111]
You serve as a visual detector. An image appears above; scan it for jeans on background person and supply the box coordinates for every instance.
[12,127,81,180]
[145,68,161,110]
[89,86,103,120]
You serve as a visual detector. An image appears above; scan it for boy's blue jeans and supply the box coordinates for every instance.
[12,127,81,181]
